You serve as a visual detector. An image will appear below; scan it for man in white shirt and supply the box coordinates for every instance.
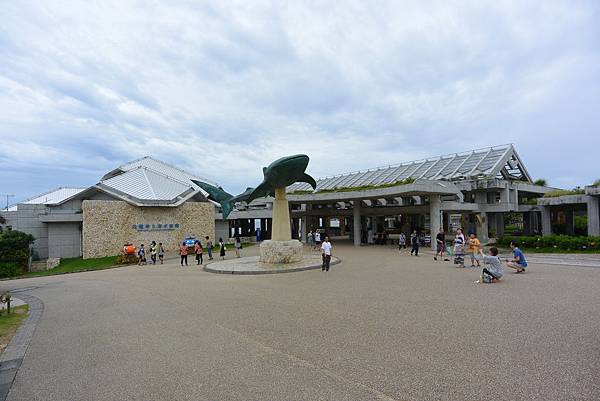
[321,236,332,272]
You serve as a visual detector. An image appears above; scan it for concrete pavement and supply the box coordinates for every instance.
[1,244,599,400]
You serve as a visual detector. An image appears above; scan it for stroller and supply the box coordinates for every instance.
[453,239,465,267]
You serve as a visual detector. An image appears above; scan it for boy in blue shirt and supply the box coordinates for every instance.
[506,241,527,273]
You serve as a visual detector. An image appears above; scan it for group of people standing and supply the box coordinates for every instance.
[137,241,165,266]
[136,235,243,267]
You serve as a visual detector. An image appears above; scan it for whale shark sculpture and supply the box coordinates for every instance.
[192,154,316,219]
[246,154,316,203]
[191,181,254,219]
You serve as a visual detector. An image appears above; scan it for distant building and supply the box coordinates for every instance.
[3,144,596,261]
[1,157,216,259]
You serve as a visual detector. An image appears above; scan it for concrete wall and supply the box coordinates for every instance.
[48,222,82,258]
[82,200,215,258]
[215,219,230,242]
[5,204,49,259]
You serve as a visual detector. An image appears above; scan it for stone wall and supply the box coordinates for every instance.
[82,200,215,259]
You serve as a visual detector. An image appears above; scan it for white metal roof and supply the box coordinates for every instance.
[9,187,87,210]
[99,167,194,201]
[287,144,532,193]
[103,156,218,189]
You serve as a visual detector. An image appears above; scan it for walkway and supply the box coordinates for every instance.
[0,245,598,400]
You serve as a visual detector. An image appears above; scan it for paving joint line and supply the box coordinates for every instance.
[0,293,44,401]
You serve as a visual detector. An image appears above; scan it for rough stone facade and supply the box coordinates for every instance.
[259,239,304,263]
[82,200,215,259]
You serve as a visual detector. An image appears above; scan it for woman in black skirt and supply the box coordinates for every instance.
[218,237,226,260]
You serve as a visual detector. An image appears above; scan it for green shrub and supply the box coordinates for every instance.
[0,230,35,267]
[533,179,547,186]
[497,235,600,251]
[0,262,25,277]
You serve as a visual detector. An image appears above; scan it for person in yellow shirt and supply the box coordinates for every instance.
[468,233,481,267]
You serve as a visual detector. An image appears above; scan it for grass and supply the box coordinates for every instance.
[26,255,120,277]
[543,189,585,198]
[0,304,29,354]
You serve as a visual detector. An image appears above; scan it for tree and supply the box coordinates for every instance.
[534,178,547,186]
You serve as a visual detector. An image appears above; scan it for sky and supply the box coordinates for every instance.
[1,1,599,204]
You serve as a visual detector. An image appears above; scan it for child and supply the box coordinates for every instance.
[194,240,203,265]
[506,241,528,273]
[158,242,165,264]
[468,234,481,267]
[476,247,503,283]
[219,237,226,260]
[453,233,465,268]
[149,241,157,265]
[138,244,146,266]
[410,230,419,256]
[398,232,406,253]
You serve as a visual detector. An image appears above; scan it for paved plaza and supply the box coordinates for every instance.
[1,244,599,401]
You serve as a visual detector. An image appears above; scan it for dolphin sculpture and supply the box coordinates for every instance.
[192,154,316,218]
[246,154,317,203]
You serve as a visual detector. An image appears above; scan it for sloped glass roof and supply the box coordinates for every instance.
[288,144,531,193]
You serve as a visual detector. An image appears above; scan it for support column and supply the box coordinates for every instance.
[496,213,505,237]
[541,206,552,236]
[588,197,600,236]
[353,200,361,246]
[477,212,488,243]
[301,216,307,243]
[564,209,574,235]
[271,188,292,241]
[430,195,441,251]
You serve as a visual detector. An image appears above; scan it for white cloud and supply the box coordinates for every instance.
[1,0,599,200]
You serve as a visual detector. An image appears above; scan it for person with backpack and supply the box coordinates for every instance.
[194,240,203,265]
[158,242,165,264]
[138,244,146,266]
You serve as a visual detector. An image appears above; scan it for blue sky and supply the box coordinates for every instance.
[1,1,599,203]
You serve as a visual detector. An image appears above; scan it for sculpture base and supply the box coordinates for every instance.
[260,240,303,264]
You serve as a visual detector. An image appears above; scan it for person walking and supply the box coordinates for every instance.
[179,241,188,266]
[307,230,314,248]
[321,236,332,272]
[218,237,226,260]
[194,240,203,265]
[205,236,214,260]
[410,230,419,256]
[234,235,242,258]
[149,241,157,265]
[158,242,165,264]
[137,244,146,266]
